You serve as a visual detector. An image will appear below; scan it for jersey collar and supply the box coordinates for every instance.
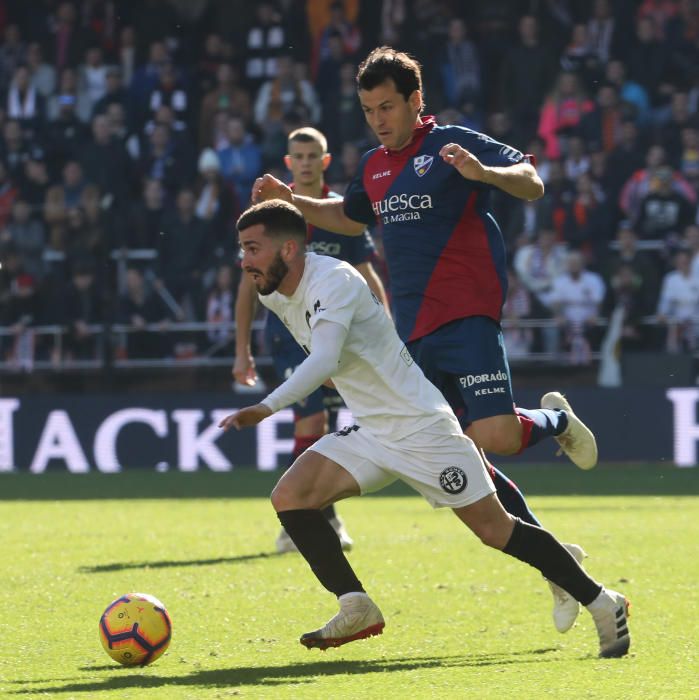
[384,115,436,158]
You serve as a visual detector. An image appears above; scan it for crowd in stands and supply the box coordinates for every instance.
[1,0,699,371]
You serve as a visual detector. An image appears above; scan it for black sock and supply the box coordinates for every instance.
[503,519,602,605]
[488,462,541,526]
[277,509,363,597]
[321,504,337,520]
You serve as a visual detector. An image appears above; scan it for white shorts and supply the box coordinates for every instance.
[310,417,495,509]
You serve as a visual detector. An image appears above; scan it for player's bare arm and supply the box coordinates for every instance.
[219,403,272,431]
[253,173,365,236]
[232,272,259,386]
[439,143,544,202]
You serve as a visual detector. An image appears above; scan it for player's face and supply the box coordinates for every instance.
[359,79,422,151]
[239,224,290,295]
[285,140,328,187]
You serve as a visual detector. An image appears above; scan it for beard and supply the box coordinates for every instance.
[252,251,289,295]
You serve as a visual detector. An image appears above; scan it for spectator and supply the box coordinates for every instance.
[559,22,601,91]
[317,1,361,63]
[19,149,50,212]
[116,266,173,359]
[139,121,192,196]
[61,259,103,361]
[502,269,534,358]
[679,125,699,187]
[605,119,646,213]
[654,90,697,165]
[2,272,40,371]
[92,66,130,120]
[0,119,30,181]
[605,223,661,299]
[439,17,481,110]
[117,177,165,251]
[47,67,91,123]
[586,0,616,64]
[5,65,44,138]
[26,42,56,99]
[244,2,288,90]
[43,185,68,252]
[537,71,594,159]
[216,116,261,208]
[129,40,169,121]
[147,62,188,128]
[685,224,699,278]
[657,249,699,352]
[0,160,18,229]
[80,113,133,203]
[500,15,557,146]
[60,160,85,208]
[79,45,109,114]
[196,33,227,97]
[254,55,321,130]
[578,83,627,154]
[204,262,237,356]
[318,59,365,152]
[0,24,26,91]
[1,199,45,280]
[156,188,208,319]
[45,91,88,178]
[602,262,655,352]
[197,63,252,148]
[564,134,590,181]
[537,159,576,240]
[604,59,649,125]
[549,250,606,364]
[194,148,238,261]
[619,144,697,221]
[117,26,137,87]
[635,165,696,241]
[562,172,613,257]
[46,2,85,72]
[625,16,668,101]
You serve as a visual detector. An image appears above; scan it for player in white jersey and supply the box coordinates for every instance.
[219,200,631,658]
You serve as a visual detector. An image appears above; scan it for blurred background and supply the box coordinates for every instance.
[1,0,698,469]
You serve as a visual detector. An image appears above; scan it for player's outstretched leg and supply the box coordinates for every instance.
[277,509,382,649]
[540,392,598,469]
[485,454,586,633]
[455,498,630,658]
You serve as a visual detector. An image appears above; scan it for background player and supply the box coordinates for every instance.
[233,127,389,553]
[251,48,596,633]
[220,199,631,659]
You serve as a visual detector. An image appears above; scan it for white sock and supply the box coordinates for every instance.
[339,591,368,604]
[585,587,609,612]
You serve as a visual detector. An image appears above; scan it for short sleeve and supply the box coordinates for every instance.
[344,229,376,266]
[452,126,529,169]
[343,152,377,225]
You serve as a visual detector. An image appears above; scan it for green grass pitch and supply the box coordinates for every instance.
[0,463,697,699]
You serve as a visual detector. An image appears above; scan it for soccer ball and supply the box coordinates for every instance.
[99,593,172,666]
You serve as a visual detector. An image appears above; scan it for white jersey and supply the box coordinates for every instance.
[259,253,457,441]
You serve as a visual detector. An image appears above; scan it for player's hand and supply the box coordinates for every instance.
[232,352,258,386]
[252,174,293,204]
[218,403,272,431]
[439,143,488,183]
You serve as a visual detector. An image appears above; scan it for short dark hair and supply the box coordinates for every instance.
[236,199,307,242]
[356,46,422,102]
[288,126,327,153]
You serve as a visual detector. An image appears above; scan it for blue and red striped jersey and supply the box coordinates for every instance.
[344,116,529,343]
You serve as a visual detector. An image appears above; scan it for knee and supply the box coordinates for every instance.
[469,419,523,455]
[270,480,322,512]
[471,518,513,550]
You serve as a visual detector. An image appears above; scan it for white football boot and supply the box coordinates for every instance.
[329,516,354,552]
[275,528,298,554]
[541,392,598,469]
[586,588,631,658]
[300,592,385,650]
[547,543,587,633]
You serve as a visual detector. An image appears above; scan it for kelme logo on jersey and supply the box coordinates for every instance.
[439,466,467,494]
[371,193,433,224]
[413,154,434,177]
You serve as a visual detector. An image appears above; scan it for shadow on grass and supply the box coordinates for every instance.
[79,551,277,573]
[10,649,561,694]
